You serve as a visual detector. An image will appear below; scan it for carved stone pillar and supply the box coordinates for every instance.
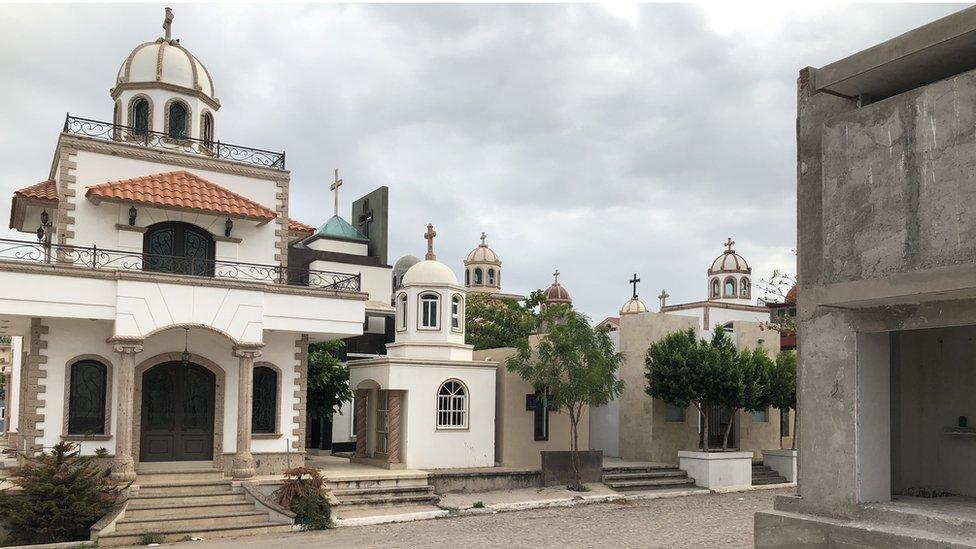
[354,389,368,458]
[232,346,261,479]
[110,339,143,482]
[387,390,403,464]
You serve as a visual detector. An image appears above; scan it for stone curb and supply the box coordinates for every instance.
[2,542,94,549]
[709,482,796,494]
[333,509,451,528]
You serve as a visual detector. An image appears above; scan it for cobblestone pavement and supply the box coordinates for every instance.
[159,487,791,549]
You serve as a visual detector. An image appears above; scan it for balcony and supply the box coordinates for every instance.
[0,238,359,292]
[62,114,286,170]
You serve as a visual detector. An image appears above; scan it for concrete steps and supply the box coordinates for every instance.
[96,469,292,546]
[602,464,697,491]
[331,481,440,510]
[752,463,788,485]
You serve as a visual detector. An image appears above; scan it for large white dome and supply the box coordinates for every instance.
[402,260,459,286]
[116,38,217,103]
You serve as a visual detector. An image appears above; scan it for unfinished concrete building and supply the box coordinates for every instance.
[756,6,976,547]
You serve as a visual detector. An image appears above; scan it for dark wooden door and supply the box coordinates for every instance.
[141,361,215,462]
[143,222,215,277]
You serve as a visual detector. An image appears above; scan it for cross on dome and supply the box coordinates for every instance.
[424,223,437,260]
[480,232,487,246]
[724,237,735,253]
[552,269,560,284]
[658,289,670,308]
[330,168,343,217]
[629,273,641,299]
[163,7,174,40]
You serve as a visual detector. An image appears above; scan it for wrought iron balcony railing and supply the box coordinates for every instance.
[63,114,286,170]
[0,238,359,292]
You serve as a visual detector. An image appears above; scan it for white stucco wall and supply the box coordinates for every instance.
[588,328,620,457]
[309,259,391,304]
[307,238,368,256]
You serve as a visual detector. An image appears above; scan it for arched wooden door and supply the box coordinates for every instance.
[140,361,216,462]
[143,221,216,277]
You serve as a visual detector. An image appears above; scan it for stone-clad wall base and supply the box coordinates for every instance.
[221,452,305,476]
[755,510,976,549]
[428,467,542,494]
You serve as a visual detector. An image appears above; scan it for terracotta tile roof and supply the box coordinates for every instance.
[14,180,58,203]
[288,218,315,234]
[85,171,276,222]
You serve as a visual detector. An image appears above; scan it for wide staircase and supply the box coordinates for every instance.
[602,463,698,492]
[752,460,788,486]
[97,468,292,546]
[328,473,440,519]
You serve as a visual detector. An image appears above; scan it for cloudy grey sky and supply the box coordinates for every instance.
[0,3,965,320]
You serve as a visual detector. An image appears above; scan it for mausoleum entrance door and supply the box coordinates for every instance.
[140,361,216,462]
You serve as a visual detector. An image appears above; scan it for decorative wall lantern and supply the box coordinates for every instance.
[128,206,138,226]
[180,327,191,367]
[224,217,233,237]
[36,209,53,242]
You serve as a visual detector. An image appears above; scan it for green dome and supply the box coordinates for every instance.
[314,215,368,241]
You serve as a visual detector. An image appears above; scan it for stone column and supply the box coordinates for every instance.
[354,389,368,458]
[387,390,403,465]
[110,339,143,482]
[232,346,261,479]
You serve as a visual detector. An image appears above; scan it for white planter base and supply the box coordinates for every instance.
[761,449,797,482]
[678,450,753,490]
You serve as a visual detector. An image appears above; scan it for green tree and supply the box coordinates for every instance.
[307,340,353,419]
[768,349,797,450]
[716,344,774,451]
[464,290,544,350]
[506,305,624,491]
[0,442,126,544]
[645,328,739,452]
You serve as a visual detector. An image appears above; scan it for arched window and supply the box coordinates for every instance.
[201,111,214,147]
[252,366,278,434]
[132,98,150,135]
[488,269,496,286]
[168,101,188,138]
[436,380,468,429]
[420,293,439,329]
[451,295,463,331]
[474,268,483,285]
[724,277,736,297]
[143,221,215,277]
[711,278,720,298]
[397,293,408,330]
[67,360,107,435]
[465,269,470,286]
[740,277,750,298]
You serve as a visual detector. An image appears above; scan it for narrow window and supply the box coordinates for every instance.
[252,366,277,434]
[68,360,107,435]
[740,277,750,298]
[133,98,150,134]
[437,380,468,429]
[465,269,470,286]
[474,268,483,285]
[665,403,686,422]
[724,277,736,297]
[397,293,408,330]
[711,278,720,298]
[420,293,439,328]
[488,268,495,285]
[753,408,769,423]
[201,112,214,146]
[168,102,188,138]
[451,295,462,331]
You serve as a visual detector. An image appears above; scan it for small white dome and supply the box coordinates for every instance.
[402,260,459,286]
[619,297,648,315]
[709,238,750,273]
[464,232,501,265]
[116,38,217,102]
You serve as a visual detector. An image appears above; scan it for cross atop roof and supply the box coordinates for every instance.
[163,7,174,40]
[552,269,560,284]
[658,289,670,308]
[480,232,487,246]
[724,237,735,253]
[424,223,437,260]
[330,168,343,217]
[629,273,640,299]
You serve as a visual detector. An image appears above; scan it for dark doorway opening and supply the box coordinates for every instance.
[140,361,215,462]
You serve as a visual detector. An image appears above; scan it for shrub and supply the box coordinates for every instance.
[139,532,165,545]
[94,447,109,458]
[0,442,127,544]
[273,467,331,530]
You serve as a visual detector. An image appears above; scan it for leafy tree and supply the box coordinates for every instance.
[464,290,545,350]
[645,328,739,452]
[307,340,353,419]
[716,343,774,451]
[768,349,797,450]
[506,305,624,491]
[0,442,126,544]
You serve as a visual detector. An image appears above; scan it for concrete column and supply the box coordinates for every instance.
[232,346,262,479]
[110,339,143,482]
[387,390,402,464]
[354,389,368,458]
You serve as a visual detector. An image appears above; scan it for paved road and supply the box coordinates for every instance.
[156,488,790,549]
